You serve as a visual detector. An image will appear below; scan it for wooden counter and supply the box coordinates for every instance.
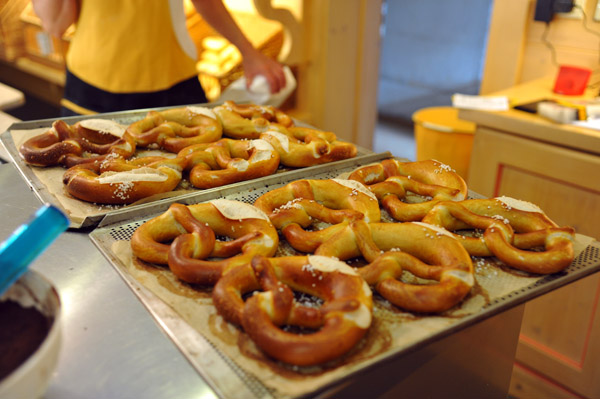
[460,77,600,399]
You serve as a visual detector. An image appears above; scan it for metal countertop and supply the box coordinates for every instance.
[0,162,216,399]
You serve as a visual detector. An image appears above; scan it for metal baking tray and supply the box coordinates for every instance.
[0,104,374,229]
[89,156,600,399]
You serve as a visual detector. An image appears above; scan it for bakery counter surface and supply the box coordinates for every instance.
[0,162,214,399]
[458,75,600,157]
[0,159,525,399]
[459,75,600,398]
[3,156,600,398]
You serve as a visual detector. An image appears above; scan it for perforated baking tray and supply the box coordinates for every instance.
[89,156,600,399]
[0,104,373,229]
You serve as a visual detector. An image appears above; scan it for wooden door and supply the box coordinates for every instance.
[468,127,600,398]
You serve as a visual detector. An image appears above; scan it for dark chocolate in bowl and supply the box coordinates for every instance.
[0,299,51,380]
[0,270,61,399]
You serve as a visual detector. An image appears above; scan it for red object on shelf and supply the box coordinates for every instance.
[553,65,592,96]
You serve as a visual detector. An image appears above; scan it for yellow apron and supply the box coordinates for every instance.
[66,0,198,93]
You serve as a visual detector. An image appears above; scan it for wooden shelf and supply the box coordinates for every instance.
[0,57,64,106]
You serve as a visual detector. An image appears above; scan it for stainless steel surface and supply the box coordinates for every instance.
[0,162,215,399]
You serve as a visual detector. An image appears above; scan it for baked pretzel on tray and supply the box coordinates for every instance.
[348,159,468,222]
[130,200,279,284]
[421,197,576,274]
[19,118,136,168]
[253,178,381,254]
[178,138,280,189]
[213,100,294,139]
[260,125,357,167]
[126,106,222,153]
[62,155,186,205]
[312,221,474,314]
[240,255,372,366]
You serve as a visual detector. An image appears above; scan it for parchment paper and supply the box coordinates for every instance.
[9,128,198,226]
[107,231,594,399]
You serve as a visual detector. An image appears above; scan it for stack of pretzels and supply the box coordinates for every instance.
[18,102,358,205]
[129,158,576,367]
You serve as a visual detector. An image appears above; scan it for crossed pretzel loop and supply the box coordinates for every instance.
[126,106,222,153]
[260,125,357,167]
[178,138,280,189]
[62,156,186,205]
[421,197,575,274]
[253,179,381,254]
[349,159,468,222]
[213,100,294,139]
[314,222,474,313]
[130,200,279,285]
[214,254,373,366]
[19,119,136,168]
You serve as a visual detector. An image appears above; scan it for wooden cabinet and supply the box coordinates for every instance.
[460,78,600,398]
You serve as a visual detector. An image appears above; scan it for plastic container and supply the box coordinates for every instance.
[553,65,592,96]
[412,106,475,180]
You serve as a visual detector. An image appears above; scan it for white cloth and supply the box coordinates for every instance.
[217,66,296,108]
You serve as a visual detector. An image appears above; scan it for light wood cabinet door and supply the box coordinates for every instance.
[468,127,600,398]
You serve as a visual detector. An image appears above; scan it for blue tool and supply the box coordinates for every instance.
[0,204,69,296]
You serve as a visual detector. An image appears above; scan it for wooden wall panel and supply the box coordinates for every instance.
[468,126,600,398]
[481,0,600,93]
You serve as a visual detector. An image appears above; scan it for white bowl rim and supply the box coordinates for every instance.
[0,270,62,393]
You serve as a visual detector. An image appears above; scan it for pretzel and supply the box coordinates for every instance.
[312,221,474,313]
[234,255,372,366]
[260,125,357,167]
[213,100,293,139]
[421,197,575,274]
[19,119,136,168]
[126,106,222,153]
[348,159,467,222]
[178,138,280,189]
[253,179,380,254]
[130,200,279,285]
[62,156,186,204]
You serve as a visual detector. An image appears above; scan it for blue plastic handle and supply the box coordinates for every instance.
[0,204,69,296]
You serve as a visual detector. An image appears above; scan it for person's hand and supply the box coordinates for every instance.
[242,49,286,94]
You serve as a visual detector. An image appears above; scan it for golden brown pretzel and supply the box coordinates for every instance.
[348,159,468,222]
[178,138,280,189]
[19,119,136,168]
[213,100,294,139]
[126,106,222,153]
[130,200,279,283]
[260,125,357,167]
[311,221,474,313]
[62,156,186,204]
[238,255,373,366]
[421,197,575,274]
[253,178,380,254]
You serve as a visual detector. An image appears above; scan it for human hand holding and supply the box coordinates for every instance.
[242,48,287,94]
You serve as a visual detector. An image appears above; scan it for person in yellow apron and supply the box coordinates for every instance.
[32,0,286,116]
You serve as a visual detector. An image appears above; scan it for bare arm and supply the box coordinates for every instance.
[31,0,78,38]
[191,0,286,93]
